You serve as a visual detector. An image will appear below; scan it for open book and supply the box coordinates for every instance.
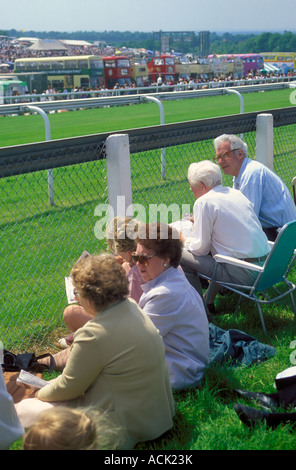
[16,369,48,389]
[65,251,90,304]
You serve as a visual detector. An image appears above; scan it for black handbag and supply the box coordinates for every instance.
[2,349,54,373]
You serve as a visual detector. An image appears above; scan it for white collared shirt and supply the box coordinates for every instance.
[184,185,270,259]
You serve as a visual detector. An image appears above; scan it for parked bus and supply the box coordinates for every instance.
[260,52,296,74]
[175,56,191,81]
[130,57,149,87]
[208,53,264,75]
[147,54,175,83]
[13,55,105,92]
[189,59,212,79]
[102,56,132,89]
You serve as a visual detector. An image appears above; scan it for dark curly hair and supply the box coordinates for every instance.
[136,223,183,268]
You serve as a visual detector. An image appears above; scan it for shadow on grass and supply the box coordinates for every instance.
[135,408,196,451]
[212,289,296,341]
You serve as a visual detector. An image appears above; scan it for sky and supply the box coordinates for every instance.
[1,0,296,34]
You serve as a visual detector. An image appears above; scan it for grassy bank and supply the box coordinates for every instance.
[4,88,296,450]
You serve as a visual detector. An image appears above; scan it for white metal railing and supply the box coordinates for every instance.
[1,74,296,105]
[25,105,54,206]
[0,81,294,116]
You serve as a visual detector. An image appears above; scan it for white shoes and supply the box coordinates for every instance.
[58,338,70,348]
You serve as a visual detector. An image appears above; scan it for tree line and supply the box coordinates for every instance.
[1,29,296,55]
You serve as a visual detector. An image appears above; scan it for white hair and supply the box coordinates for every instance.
[187,160,222,188]
[213,134,248,157]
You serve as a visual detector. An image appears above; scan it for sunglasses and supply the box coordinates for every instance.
[131,253,156,266]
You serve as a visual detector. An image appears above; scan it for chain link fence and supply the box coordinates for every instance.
[1,108,296,353]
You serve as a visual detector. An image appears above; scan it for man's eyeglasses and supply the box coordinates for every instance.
[131,253,156,266]
[214,148,240,163]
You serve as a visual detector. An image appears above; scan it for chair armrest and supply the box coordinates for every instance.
[213,254,264,272]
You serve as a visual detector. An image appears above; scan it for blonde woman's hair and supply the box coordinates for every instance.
[23,407,124,450]
[105,216,138,254]
[23,407,97,450]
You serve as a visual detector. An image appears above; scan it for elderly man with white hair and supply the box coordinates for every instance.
[214,134,296,241]
[180,160,270,314]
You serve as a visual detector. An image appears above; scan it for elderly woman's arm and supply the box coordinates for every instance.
[37,330,102,402]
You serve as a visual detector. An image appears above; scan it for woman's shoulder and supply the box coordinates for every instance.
[145,268,188,298]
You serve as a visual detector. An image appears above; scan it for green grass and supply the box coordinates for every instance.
[10,296,296,451]
[0,88,294,147]
[3,88,296,451]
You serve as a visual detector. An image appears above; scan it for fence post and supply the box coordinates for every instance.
[105,134,133,219]
[256,113,274,170]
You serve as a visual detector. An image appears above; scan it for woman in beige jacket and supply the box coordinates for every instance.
[16,254,175,449]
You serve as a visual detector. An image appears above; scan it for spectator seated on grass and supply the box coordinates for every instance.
[214,133,296,241]
[23,406,123,450]
[105,216,143,303]
[59,216,143,348]
[15,254,175,450]
[135,222,209,391]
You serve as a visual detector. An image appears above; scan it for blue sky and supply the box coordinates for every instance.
[1,0,296,33]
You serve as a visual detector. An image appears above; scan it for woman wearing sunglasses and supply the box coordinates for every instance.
[134,222,209,392]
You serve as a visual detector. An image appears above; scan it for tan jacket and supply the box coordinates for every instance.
[38,298,175,448]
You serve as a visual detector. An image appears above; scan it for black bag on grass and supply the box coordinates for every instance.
[2,349,54,373]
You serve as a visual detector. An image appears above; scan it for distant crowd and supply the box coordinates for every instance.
[8,69,294,105]
[0,38,117,65]
[1,36,296,104]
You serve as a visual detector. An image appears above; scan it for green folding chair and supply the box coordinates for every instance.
[204,220,296,334]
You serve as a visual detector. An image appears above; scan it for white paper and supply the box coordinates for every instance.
[64,251,90,304]
[170,218,194,239]
[65,276,76,304]
[16,370,48,389]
